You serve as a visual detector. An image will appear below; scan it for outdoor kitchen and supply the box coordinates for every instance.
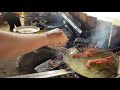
[0,12,120,78]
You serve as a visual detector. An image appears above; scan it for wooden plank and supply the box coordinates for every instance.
[110,25,120,44]
[79,12,87,23]
[86,15,97,29]
[68,12,76,18]
[96,20,112,26]
[74,12,81,22]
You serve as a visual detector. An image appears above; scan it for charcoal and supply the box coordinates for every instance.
[17,46,57,74]
[34,59,59,73]
[73,38,91,47]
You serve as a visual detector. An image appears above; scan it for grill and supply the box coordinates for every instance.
[14,12,120,78]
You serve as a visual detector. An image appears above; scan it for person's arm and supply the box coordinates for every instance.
[0,28,68,60]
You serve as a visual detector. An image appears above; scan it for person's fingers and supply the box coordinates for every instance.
[46,28,69,47]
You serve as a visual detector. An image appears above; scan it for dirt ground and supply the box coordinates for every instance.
[0,17,25,78]
[0,58,22,78]
[0,23,21,77]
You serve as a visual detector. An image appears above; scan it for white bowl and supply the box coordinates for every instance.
[14,26,40,34]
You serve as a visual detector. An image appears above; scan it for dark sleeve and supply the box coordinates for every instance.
[12,13,20,18]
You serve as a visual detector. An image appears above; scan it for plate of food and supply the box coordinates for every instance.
[63,46,119,78]
[14,26,40,34]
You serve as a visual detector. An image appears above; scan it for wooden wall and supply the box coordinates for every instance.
[69,12,120,29]
[68,12,120,47]
[69,12,97,30]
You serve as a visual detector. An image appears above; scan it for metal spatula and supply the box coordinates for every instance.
[8,69,74,78]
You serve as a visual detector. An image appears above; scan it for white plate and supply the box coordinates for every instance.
[14,26,40,34]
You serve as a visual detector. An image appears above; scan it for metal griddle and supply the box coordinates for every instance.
[63,47,119,78]
[9,46,120,78]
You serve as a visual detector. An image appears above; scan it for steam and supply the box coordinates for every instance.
[90,20,118,49]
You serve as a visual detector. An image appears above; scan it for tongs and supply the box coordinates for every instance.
[95,46,120,54]
[75,44,120,55]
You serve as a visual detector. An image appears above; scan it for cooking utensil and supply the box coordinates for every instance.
[48,42,120,78]
[94,46,120,54]
[8,69,74,78]
[58,12,82,35]
[63,46,119,78]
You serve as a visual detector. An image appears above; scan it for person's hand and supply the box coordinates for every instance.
[45,28,69,47]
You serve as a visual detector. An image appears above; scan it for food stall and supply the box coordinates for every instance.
[3,12,120,78]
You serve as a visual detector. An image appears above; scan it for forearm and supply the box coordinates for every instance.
[0,31,49,60]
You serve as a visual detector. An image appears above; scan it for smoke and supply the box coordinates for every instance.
[90,20,118,49]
